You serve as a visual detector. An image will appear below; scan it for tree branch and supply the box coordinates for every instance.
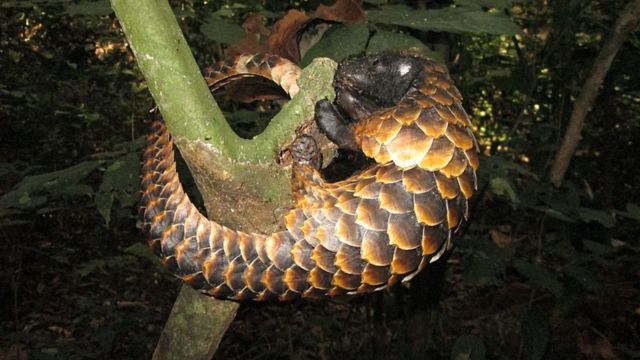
[549,0,640,187]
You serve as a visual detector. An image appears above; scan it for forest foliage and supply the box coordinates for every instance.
[1,0,639,359]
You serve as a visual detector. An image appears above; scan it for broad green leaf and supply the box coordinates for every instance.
[563,264,602,293]
[513,259,563,297]
[521,307,549,360]
[65,0,112,16]
[200,16,245,44]
[301,25,369,67]
[578,207,615,228]
[125,243,167,273]
[0,160,101,210]
[368,5,521,35]
[455,0,513,9]
[451,335,486,360]
[366,30,443,62]
[532,206,576,223]
[96,153,140,226]
[583,240,613,255]
[625,203,640,220]
[489,177,519,204]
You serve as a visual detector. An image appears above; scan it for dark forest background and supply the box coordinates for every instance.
[1,0,639,359]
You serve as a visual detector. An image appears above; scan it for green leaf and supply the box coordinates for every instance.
[489,177,519,204]
[0,160,101,210]
[301,25,369,67]
[563,264,602,293]
[532,206,576,223]
[451,335,486,360]
[96,153,140,226]
[125,243,167,273]
[455,0,513,10]
[583,240,613,255]
[65,0,112,16]
[200,16,245,44]
[521,307,549,360]
[367,30,443,62]
[513,259,563,297]
[368,5,521,35]
[578,207,615,228]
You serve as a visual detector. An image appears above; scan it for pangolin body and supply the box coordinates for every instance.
[138,53,478,301]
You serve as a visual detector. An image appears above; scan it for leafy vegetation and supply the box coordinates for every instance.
[1,0,639,359]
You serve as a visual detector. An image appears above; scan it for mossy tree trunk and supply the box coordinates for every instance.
[110,0,336,358]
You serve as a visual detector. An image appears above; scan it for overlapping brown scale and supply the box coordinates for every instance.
[434,172,460,200]
[419,137,455,171]
[244,258,267,293]
[263,265,285,294]
[283,265,309,293]
[335,213,361,246]
[308,267,332,290]
[416,107,448,138]
[434,103,458,125]
[387,213,422,250]
[335,244,365,274]
[174,237,198,273]
[445,124,475,150]
[413,190,446,226]
[208,283,233,299]
[360,136,381,158]
[375,164,403,184]
[315,223,340,252]
[222,227,240,259]
[391,248,422,275]
[360,230,393,266]
[202,248,228,286]
[393,98,422,125]
[354,177,382,199]
[311,245,338,273]
[183,272,209,290]
[431,87,455,106]
[422,224,448,256]
[450,102,471,126]
[379,182,414,214]
[361,263,391,286]
[237,231,257,262]
[446,196,466,229]
[372,114,403,145]
[284,265,310,293]
[457,166,476,199]
[300,218,319,246]
[335,192,359,215]
[266,231,295,270]
[291,240,315,271]
[402,167,437,194]
[161,224,184,256]
[440,149,468,178]
[385,126,433,168]
[224,255,247,291]
[332,270,361,290]
[465,148,480,170]
[356,198,389,231]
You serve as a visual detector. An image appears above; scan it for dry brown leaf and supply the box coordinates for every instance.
[266,10,313,63]
[227,13,270,57]
[576,330,616,359]
[315,0,367,24]
[489,228,512,247]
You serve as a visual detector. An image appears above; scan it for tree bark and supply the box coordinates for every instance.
[549,0,640,187]
[110,0,337,358]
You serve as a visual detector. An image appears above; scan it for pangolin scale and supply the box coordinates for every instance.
[138,53,478,301]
